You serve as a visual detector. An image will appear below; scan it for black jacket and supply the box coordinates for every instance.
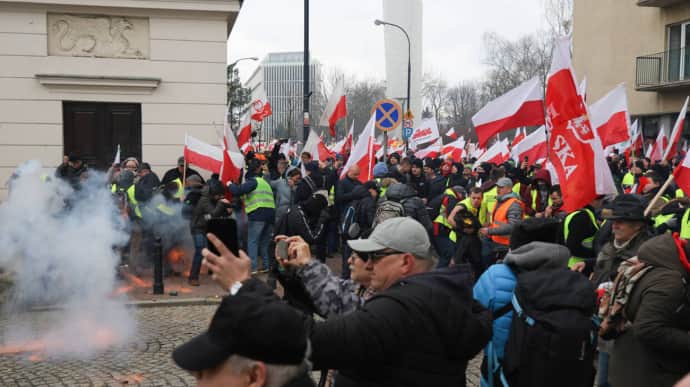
[427,175,448,202]
[274,204,328,245]
[408,174,428,199]
[352,186,377,234]
[190,186,231,234]
[385,183,434,234]
[308,265,492,387]
[335,176,362,213]
[161,167,203,185]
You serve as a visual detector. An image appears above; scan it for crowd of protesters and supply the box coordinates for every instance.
[15,139,690,387]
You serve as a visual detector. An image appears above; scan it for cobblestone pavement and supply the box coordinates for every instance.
[0,304,482,386]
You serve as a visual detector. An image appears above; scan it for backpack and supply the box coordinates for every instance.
[372,199,406,228]
[500,268,597,387]
[341,203,359,239]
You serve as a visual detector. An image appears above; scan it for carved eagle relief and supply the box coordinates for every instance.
[48,15,148,59]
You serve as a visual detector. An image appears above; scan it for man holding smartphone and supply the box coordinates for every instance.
[201,217,490,386]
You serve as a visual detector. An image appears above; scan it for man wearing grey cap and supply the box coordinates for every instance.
[479,177,524,264]
[203,216,491,387]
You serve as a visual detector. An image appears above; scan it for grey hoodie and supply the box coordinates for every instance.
[503,241,570,271]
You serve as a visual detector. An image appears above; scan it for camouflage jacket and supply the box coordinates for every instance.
[297,260,374,318]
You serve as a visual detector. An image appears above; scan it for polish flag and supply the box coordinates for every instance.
[237,114,253,151]
[414,137,443,159]
[446,127,458,140]
[221,115,245,188]
[442,136,466,162]
[468,142,485,160]
[303,129,335,162]
[545,37,614,212]
[250,84,272,122]
[475,138,510,165]
[674,151,690,196]
[512,125,547,164]
[589,83,631,148]
[647,125,668,162]
[184,134,223,173]
[341,113,376,183]
[511,127,526,148]
[472,76,545,147]
[319,79,347,137]
[662,97,689,161]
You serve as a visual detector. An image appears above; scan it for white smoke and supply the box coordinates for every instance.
[0,160,136,357]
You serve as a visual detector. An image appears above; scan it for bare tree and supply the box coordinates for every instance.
[345,78,386,138]
[422,73,449,123]
[446,81,480,138]
[543,0,573,38]
[480,32,551,102]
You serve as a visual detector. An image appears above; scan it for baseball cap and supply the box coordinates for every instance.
[173,293,308,371]
[347,217,431,258]
[496,177,513,188]
[177,156,185,166]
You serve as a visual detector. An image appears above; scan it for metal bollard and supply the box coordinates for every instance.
[153,236,164,294]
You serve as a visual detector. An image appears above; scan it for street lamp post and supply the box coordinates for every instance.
[374,19,411,152]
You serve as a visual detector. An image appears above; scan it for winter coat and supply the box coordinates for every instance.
[591,229,651,286]
[296,259,372,318]
[352,186,377,235]
[268,174,295,222]
[486,192,523,237]
[190,186,231,234]
[427,175,449,202]
[385,183,434,234]
[408,174,428,199]
[335,176,362,213]
[309,265,492,387]
[161,166,203,185]
[473,242,570,387]
[274,204,328,245]
[521,168,551,216]
[610,233,690,387]
[295,173,324,204]
[181,185,203,221]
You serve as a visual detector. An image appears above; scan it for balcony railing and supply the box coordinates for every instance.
[636,47,690,91]
[637,0,685,7]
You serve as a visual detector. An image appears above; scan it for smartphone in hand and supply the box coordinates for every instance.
[276,240,288,261]
[206,218,239,256]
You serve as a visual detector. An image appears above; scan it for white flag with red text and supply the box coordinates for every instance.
[410,117,441,149]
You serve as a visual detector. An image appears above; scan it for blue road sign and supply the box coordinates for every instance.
[403,126,414,140]
[372,99,402,132]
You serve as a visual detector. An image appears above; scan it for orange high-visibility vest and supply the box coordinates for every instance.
[489,197,522,246]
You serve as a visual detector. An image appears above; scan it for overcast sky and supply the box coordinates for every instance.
[228,0,547,86]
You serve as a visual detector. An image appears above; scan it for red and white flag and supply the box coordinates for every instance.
[410,117,441,149]
[545,37,614,213]
[662,96,689,161]
[184,134,223,173]
[303,129,335,162]
[221,115,245,188]
[250,84,272,122]
[673,151,690,196]
[475,138,510,165]
[341,113,376,183]
[414,137,443,159]
[589,83,631,148]
[512,125,547,164]
[511,127,526,148]
[578,76,587,102]
[647,125,668,162]
[472,76,545,147]
[446,127,458,140]
[629,119,643,156]
[319,79,347,137]
[237,114,253,152]
[442,136,466,162]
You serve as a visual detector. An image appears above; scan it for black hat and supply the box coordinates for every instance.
[172,293,308,371]
[389,152,401,162]
[601,194,647,221]
[305,160,320,173]
[140,162,152,171]
[68,153,82,162]
[134,173,160,202]
[208,179,225,197]
[412,159,424,169]
[247,158,262,172]
[510,217,562,250]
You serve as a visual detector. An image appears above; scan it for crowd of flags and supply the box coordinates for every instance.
[180,35,690,212]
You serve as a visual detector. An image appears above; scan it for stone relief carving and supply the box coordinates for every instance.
[47,14,149,59]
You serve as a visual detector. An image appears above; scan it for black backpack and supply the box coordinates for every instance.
[372,199,406,228]
[501,268,597,387]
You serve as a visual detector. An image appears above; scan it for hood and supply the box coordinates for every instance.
[533,168,551,185]
[637,233,687,274]
[385,182,417,201]
[503,241,570,271]
[497,191,520,202]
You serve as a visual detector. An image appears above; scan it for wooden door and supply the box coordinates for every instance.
[63,102,141,170]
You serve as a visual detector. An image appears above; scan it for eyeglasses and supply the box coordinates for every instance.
[362,249,402,263]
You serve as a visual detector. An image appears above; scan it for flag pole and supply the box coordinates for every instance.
[182,160,187,190]
[644,174,674,217]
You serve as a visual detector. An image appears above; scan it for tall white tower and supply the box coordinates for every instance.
[382,0,423,136]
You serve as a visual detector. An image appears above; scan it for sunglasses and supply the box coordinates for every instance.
[358,249,402,263]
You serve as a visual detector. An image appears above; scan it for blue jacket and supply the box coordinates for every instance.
[473,263,516,387]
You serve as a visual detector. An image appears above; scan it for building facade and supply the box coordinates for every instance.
[573,0,690,139]
[0,0,239,199]
[244,52,322,142]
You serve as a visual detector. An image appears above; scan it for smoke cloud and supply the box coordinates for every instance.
[0,160,136,357]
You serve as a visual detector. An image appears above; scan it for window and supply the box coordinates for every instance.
[668,22,690,81]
